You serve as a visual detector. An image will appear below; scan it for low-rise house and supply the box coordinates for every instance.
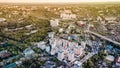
[25,30,38,35]
[25,24,33,29]
[23,48,35,58]
[59,28,64,33]
[104,45,113,53]
[77,21,86,27]
[42,61,56,68]
[5,27,24,31]
[30,30,38,34]
[105,55,115,62]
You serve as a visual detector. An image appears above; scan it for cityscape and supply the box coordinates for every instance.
[0,1,120,68]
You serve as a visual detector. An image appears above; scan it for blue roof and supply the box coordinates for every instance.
[105,45,113,50]
[3,63,17,68]
[70,36,75,39]
[114,48,119,53]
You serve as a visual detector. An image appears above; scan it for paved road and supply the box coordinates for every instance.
[80,52,97,64]
[86,30,120,45]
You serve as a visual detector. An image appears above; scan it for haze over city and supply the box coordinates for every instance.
[0,0,120,3]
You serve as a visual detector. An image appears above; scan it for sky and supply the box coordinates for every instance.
[0,0,120,3]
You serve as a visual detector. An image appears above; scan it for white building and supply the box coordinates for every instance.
[30,30,38,34]
[81,41,86,49]
[97,16,103,21]
[49,38,57,49]
[25,24,33,29]
[45,46,51,53]
[48,32,55,38]
[106,55,115,62]
[23,48,35,57]
[68,51,75,62]
[59,28,64,33]
[25,30,38,35]
[37,42,46,50]
[50,19,59,27]
[105,17,116,21]
[60,12,76,20]
[57,51,64,61]
[36,41,46,48]
[0,18,6,22]
[50,48,57,55]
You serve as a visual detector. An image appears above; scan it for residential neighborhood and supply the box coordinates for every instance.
[0,2,120,68]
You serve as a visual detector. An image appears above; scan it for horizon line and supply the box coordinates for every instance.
[0,1,120,4]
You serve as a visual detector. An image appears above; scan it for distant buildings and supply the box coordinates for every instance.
[105,17,116,22]
[59,28,64,33]
[0,18,6,22]
[97,16,103,21]
[25,24,33,29]
[60,10,76,20]
[25,30,38,35]
[50,19,59,27]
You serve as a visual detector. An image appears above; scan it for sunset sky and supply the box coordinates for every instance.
[0,0,120,3]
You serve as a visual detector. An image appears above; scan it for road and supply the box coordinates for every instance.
[80,52,98,64]
[86,30,120,45]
